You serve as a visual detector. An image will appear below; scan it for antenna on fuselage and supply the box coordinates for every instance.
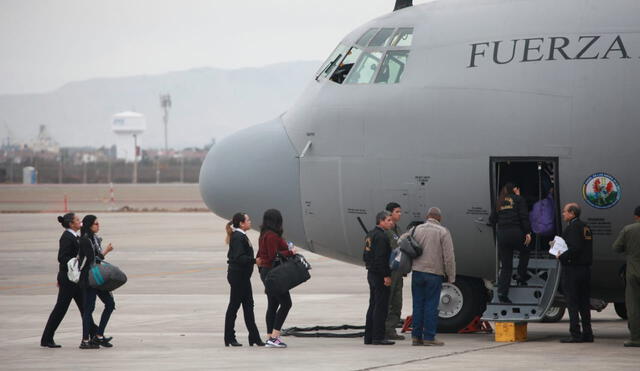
[394,0,413,11]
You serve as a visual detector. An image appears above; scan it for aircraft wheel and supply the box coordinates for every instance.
[437,277,485,333]
[614,302,628,319]
[541,304,566,322]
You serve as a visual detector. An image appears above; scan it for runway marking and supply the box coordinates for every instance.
[356,336,555,371]
[0,267,225,291]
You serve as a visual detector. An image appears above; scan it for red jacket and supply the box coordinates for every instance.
[257,230,294,268]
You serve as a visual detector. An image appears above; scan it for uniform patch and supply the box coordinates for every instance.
[364,237,372,251]
[583,226,593,240]
[582,172,621,209]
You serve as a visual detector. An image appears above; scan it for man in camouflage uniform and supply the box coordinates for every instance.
[385,202,405,340]
[612,205,640,347]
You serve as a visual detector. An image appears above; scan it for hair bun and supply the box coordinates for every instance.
[57,216,64,223]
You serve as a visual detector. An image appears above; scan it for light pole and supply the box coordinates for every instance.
[132,134,138,184]
[160,94,171,154]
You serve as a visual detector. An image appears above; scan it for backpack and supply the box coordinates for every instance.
[530,194,555,236]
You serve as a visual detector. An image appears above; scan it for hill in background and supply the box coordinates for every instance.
[0,61,321,149]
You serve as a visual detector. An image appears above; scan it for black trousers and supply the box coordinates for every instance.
[259,267,292,334]
[224,269,261,342]
[41,271,97,344]
[561,265,592,339]
[497,228,530,296]
[365,271,390,343]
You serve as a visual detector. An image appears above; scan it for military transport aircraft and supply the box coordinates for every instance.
[200,0,639,332]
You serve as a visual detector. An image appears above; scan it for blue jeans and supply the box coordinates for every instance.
[411,271,443,340]
[82,287,115,340]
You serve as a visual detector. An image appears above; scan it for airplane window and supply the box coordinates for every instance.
[345,52,383,84]
[356,28,379,47]
[374,50,409,84]
[390,28,413,47]
[368,28,395,47]
[329,47,362,84]
[315,44,349,81]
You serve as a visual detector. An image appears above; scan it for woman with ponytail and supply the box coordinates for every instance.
[223,213,263,347]
[41,213,96,348]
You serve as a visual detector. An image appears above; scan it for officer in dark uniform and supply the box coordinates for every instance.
[489,182,532,303]
[557,202,594,343]
[363,211,394,345]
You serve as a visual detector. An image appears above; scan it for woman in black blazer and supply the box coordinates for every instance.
[224,213,263,347]
[41,213,96,348]
[78,214,115,349]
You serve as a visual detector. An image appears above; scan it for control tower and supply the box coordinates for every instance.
[112,111,146,162]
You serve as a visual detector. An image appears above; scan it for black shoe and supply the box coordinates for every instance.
[560,337,583,343]
[582,335,594,343]
[372,339,395,345]
[40,341,61,348]
[225,340,242,347]
[498,295,512,304]
[92,336,113,348]
[79,340,100,349]
[249,338,265,347]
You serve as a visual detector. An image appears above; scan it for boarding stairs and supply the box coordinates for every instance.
[482,257,561,322]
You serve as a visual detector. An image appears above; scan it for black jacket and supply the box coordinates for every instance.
[560,218,593,266]
[227,231,256,274]
[57,230,80,272]
[489,194,531,234]
[365,226,392,277]
[78,234,105,287]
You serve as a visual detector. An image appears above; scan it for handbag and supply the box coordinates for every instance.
[88,261,128,291]
[265,254,311,296]
[399,226,423,258]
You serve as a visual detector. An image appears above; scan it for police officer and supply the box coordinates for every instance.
[363,211,394,345]
[489,182,532,303]
[612,205,640,347]
[384,202,405,341]
[557,202,594,343]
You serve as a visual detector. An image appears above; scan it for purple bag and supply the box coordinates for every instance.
[530,194,555,236]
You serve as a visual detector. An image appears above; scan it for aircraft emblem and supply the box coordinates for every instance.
[582,172,621,209]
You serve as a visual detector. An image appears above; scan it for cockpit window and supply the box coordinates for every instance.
[329,47,362,84]
[356,28,378,47]
[321,26,413,85]
[345,52,383,84]
[374,50,409,84]
[315,44,349,80]
[368,28,395,47]
[390,28,413,47]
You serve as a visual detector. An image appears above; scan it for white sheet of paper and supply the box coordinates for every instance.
[549,236,568,256]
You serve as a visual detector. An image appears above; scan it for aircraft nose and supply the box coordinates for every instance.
[199,117,306,244]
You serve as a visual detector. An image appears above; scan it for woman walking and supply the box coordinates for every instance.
[490,182,532,303]
[41,213,96,348]
[224,213,263,347]
[256,209,296,348]
[78,215,116,349]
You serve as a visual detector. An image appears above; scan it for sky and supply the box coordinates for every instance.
[0,0,431,95]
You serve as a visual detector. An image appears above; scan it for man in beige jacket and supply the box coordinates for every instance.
[408,207,456,346]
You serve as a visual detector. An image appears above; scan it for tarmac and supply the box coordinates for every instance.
[0,212,637,370]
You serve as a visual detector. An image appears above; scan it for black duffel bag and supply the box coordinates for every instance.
[88,261,128,291]
[265,254,311,296]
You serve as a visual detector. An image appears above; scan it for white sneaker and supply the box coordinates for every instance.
[266,337,287,348]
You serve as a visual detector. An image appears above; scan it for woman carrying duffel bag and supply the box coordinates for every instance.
[256,209,296,348]
[78,215,116,349]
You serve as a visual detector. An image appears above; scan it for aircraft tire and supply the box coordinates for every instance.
[541,303,566,322]
[614,302,628,319]
[437,277,485,333]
